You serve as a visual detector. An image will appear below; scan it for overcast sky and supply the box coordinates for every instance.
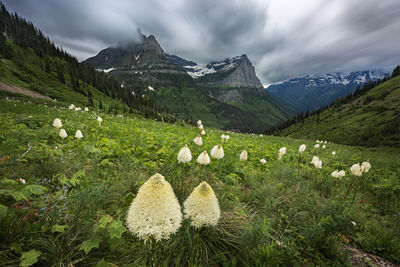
[4,0,400,84]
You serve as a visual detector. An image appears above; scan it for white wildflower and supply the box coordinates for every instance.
[224,135,230,142]
[299,144,306,153]
[351,221,356,226]
[193,135,203,146]
[59,129,67,140]
[197,151,210,165]
[197,120,202,126]
[322,145,326,149]
[52,118,62,130]
[350,163,363,176]
[210,145,224,159]
[177,144,192,163]
[221,134,226,142]
[199,124,204,131]
[331,170,339,178]
[126,173,182,242]
[332,151,336,156]
[338,170,345,178]
[201,129,206,135]
[239,150,248,161]
[361,162,371,173]
[68,104,75,110]
[84,107,89,112]
[278,147,286,160]
[314,159,322,169]
[314,144,320,149]
[97,116,103,126]
[74,130,83,140]
[184,182,220,228]
[260,158,267,165]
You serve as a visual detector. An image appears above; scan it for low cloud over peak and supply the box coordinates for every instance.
[4,0,400,83]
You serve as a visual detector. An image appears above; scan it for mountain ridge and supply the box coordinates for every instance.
[268,70,389,112]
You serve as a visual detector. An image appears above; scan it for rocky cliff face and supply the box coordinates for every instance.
[169,54,264,90]
[84,33,187,85]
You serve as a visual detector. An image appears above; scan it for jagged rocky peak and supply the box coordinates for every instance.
[84,31,177,70]
[168,54,264,89]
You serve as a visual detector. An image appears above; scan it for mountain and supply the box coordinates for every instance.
[167,54,293,125]
[0,5,177,122]
[273,69,400,147]
[85,37,292,132]
[268,70,389,112]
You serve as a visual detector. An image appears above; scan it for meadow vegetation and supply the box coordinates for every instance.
[1,97,399,266]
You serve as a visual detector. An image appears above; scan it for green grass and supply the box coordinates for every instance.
[278,76,400,147]
[0,40,129,112]
[1,98,399,266]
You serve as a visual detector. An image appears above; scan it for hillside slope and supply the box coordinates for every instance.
[277,76,400,147]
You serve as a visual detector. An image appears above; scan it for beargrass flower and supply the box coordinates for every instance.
[221,134,226,142]
[199,124,204,131]
[361,161,371,173]
[84,107,89,112]
[314,159,322,168]
[75,130,83,140]
[322,145,326,149]
[97,116,103,126]
[350,163,363,176]
[278,147,286,160]
[210,145,224,159]
[197,120,202,126]
[126,173,182,242]
[197,151,210,165]
[201,129,206,135]
[311,156,322,168]
[74,107,81,112]
[260,158,267,164]
[225,135,230,142]
[299,144,306,153]
[177,144,192,163]
[52,118,62,130]
[314,144,320,149]
[331,170,345,178]
[193,135,203,146]
[239,150,248,161]
[59,129,67,140]
[332,151,336,156]
[69,104,75,110]
[183,182,220,228]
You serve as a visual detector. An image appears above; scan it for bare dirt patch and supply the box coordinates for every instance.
[343,245,398,267]
[0,81,52,100]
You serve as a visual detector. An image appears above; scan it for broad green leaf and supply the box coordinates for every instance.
[94,215,113,232]
[0,203,8,220]
[19,249,41,266]
[124,192,135,206]
[108,221,126,239]
[25,185,48,195]
[95,258,110,267]
[51,224,68,233]
[0,179,18,187]
[80,237,102,255]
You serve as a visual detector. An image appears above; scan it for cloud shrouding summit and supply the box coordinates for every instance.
[3,0,400,83]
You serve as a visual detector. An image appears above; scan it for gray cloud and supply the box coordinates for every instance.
[3,0,400,83]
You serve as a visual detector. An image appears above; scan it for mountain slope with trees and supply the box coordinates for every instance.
[272,68,400,147]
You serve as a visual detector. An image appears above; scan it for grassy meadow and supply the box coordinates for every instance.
[0,97,399,266]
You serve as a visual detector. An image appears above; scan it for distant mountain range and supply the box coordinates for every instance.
[268,70,389,112]
[84,33,292,132]
[275,71,400,148]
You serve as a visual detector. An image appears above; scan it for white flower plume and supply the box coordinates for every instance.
[126,173,182,242]
[183,182,220,228]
